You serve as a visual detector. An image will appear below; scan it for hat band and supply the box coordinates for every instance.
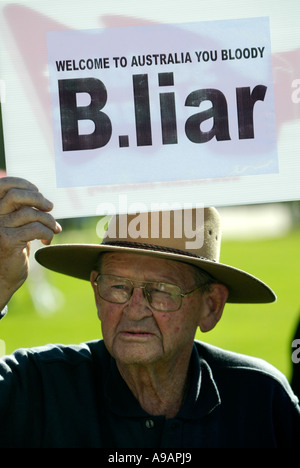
[102,240,216,262]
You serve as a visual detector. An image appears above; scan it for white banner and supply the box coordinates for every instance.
[0,1,299,219]
[47,18,277,188]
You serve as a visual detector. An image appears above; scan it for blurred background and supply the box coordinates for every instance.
[1,100,300,392]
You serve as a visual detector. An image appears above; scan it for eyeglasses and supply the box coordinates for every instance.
[94,273,205,312]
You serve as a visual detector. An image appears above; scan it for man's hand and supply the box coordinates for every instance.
[0,177,61,309]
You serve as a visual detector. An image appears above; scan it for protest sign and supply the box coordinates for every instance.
[47,18,277,189]
[0,1,299,219]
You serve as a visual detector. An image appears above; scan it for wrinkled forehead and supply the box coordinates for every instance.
[96,251,199,286]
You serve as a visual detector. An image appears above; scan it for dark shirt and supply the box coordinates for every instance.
[0,339,299,448]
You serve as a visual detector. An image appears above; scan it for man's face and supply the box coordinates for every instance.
[91,252,212,368]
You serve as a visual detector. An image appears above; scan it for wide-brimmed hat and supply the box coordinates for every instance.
[35,207,276,304]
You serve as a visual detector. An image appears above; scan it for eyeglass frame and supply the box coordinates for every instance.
[93,273,212,312]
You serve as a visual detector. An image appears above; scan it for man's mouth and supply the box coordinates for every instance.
[120,330,154,338]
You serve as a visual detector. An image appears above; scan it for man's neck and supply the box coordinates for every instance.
[116,352,191,419]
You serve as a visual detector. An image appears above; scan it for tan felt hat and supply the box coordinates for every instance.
[35,207,276,304]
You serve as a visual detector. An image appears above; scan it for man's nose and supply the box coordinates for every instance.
[123,286,152,318]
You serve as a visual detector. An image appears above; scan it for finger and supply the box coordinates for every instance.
[0,176,38,198]
[0,206,62,233]
[6,221,58,246]
[0,226,55,259]
[0,188,53,215]
[21,222,58,245]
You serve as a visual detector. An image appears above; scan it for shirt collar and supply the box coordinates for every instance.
[177,343,221,419]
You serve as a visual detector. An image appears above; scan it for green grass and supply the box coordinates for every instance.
[0,218,299,381]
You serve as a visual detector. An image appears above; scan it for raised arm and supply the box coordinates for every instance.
[0,177,61,311]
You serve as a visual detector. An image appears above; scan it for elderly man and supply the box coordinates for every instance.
[0,177,299,448]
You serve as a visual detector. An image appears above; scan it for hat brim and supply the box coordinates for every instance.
[35,243,276,304]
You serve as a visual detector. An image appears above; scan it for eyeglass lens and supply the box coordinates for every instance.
[97,274,182,311]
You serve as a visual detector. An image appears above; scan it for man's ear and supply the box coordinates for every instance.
[90,270,100,304]
[198,283,229,332]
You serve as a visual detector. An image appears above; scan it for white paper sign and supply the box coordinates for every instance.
[1,0,299,220]
[47,17,277,188]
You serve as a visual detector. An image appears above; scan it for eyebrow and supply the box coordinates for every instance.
[98,253,198,289]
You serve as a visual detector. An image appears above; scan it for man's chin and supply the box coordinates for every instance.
[113,336,161,366]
